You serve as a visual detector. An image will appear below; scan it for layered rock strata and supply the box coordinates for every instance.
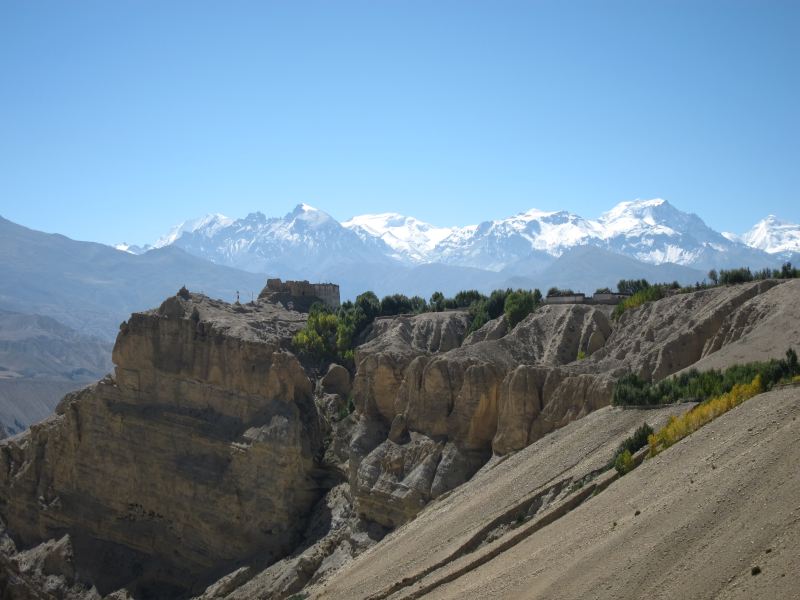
[0,293,323,596]
[349,304,614,527]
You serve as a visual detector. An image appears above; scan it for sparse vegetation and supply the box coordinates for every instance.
[614,450,634,475]
[293,286,544,362]
[648,374,763,457]
[609,422,653,474]
[611,279,680,319]
[612,349,799,406]
[546,287,576,297]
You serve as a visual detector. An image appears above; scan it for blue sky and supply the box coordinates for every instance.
[1,1,798,245]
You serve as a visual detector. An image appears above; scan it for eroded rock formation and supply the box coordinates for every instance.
[0,294,323,596]
[1,279,797,599]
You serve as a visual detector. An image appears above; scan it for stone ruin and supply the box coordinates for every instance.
[258,278,341,312]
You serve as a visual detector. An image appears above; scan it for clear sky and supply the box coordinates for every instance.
[1,1,798,246]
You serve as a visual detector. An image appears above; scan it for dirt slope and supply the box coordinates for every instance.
[316,386,798,600]
[679,279,800,372]
[311,403,691,600]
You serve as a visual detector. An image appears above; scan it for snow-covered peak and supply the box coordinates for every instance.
[721,231,740,243]
[284,203,336,229]
[740,215,800,255]
[154,213,233,248]
[343,213,453,262]
[598,199,682,237]
[114,242,151,255]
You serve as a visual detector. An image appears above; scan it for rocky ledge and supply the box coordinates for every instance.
[0,279,796,599]
[0,293,321,596]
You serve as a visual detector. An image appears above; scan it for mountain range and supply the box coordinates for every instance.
[0,201,797,436]
[115,199,799,299]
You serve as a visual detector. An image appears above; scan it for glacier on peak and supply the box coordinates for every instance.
[740,215,800,255]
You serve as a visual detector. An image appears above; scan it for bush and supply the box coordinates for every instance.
[648,374,763,457]
[614,450,635,475]
[292,310,339,361]
[546,287,575,297]
[612,349,799,406]
[609,422,652,473]
[595,287,612,294]
[612,285,665,320]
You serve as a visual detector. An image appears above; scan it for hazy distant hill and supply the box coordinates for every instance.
[0,216,270,341]
[0,309,113,435]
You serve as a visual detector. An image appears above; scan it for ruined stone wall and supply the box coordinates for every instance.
[262,278,340,310]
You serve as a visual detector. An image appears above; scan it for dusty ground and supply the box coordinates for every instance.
[682,279,800,372]
[312,386,798,600]
[311,403,692,600]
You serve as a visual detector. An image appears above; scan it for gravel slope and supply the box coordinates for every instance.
[311,403,691,600]
[680,279,800,373]
[426,386,800,600]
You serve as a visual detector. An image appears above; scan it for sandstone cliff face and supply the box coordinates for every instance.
[349,304,614,527]
[3,280,797,599]
[0,294,323,596]
[589,279,786,380]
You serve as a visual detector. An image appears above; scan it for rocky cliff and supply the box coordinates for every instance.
[0,279,797,599]
[0,293,322,596]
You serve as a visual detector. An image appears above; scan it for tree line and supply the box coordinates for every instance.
[292,287,543,365]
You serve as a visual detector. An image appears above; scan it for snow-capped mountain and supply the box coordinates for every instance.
[342,213,453,263]
[414,199,765,272]
[151,204,396,289]
[154,213,235,248]
[590,198,759,270]
[126,199,793,298]
[337,199,771,272]
[114,242,152,255]
[738,215,800,256]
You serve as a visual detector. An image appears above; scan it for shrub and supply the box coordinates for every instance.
[612,349,799,406]
[612,285,665,320]
[577,350,587,361]
[648,375,762,457]
[608,423,652,472]
[614,450,635,475]
[546,287,575,297]
[292,311,339,360]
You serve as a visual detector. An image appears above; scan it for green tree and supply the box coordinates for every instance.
[430,291,446,312]
[486,289,511,319]
[617,279,650,295]
[355,291,380,321]
[707,269,719,285]
[504,290,536,328]
[454,289,486,308]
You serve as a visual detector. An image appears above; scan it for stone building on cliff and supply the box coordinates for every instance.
[258,278,340,312]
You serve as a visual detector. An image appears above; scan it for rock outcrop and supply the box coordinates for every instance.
[0,293,324,596]
[2,279,798,599]
[349,304,614,526]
